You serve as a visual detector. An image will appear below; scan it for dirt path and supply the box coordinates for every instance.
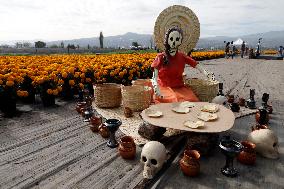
[0,58,283,189]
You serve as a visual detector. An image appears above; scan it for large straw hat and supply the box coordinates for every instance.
[154,5,200,54]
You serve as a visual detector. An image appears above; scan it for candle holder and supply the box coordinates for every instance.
[104,118,122,148]
[246,89,256,109]
[219,136,243,177]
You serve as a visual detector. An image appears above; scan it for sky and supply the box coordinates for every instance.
[0,0,284,41]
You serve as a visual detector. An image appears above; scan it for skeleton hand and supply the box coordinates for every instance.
[195,64,215,81]
[206,72,215,81]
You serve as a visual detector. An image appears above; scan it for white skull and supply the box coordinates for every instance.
[248,129,279,159]
[141,141,167,179]
[167,30,182,56]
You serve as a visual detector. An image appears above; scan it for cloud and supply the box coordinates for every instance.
[0,0,284,41]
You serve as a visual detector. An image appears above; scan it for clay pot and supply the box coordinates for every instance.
[76,102,87,113]
[118,136,136,159]
[99,124,110,138]
[237,141,256,165]
[238,98,246,106]
[124,107,133,118]
[227,95,235,103]
[90,115,102,132]
[179,150,200,177]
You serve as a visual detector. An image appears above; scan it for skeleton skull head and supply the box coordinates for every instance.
[141,141,167,179]
[248,128,279,159]
[164,27,183,57]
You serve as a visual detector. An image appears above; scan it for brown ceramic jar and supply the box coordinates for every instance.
[237,141,256,165]
[118,136,136,159]
[76,102,87,113]
[227,95,235,103]
[99,124,110,138]
[238,98,246,106]
[179,150,200,177]
[90,115,102,132]
[124,107,133,118]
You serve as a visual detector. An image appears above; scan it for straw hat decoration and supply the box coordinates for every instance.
[154,5,200,54]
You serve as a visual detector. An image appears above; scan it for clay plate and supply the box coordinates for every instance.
[183,120,205,129]
[145,109,163,118]
[197,112,218,122]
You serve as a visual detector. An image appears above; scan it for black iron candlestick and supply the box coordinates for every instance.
[104,119,122,148]
[246,89,256,109]
[219,136,243,177]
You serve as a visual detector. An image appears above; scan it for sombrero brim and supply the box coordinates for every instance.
[154,5,200,54]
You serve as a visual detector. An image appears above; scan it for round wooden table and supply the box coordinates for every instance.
[141,102,235,133]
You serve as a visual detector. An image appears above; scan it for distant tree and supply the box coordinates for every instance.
[132,42,139,48]
[49,44,59,48]
[0,44,9,48]
[60,41,64,48]
[99,31,104,48]
[87,44,90,49]
[35,41,46,48]
[149,37,153,49]
[23,42,31,48]
[67,44,76,54]
[77,45,80,49]
[15,42,23,48]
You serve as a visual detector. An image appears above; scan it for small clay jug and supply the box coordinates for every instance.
[124,107,133,118]
[237,141,256,165]
[99,124,110,138]
[238,98,246,107]
[76,102,87,113]
[227,95,235,103]
[179,149,200,177]
[90,115,102,132]
[118,136,136,159]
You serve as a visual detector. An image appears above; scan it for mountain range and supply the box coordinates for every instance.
[1,30,284,49]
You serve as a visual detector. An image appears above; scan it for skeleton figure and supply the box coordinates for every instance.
[152,26,215,98]
[247,128,279,159]
[140,141,167,179]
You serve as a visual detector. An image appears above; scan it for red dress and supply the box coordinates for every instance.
[151,52,199,103]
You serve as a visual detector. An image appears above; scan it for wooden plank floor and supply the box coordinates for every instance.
[0,58,283,189]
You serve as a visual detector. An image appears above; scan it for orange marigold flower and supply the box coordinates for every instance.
[62,72,68,78]
[69,80,75,86]
[47,89,53,95]
[6,80,14,87]
[53,89,59,96]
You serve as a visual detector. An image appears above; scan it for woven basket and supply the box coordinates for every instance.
[185,78,219,102]
[94,83,122,108]
[121,85,152,112]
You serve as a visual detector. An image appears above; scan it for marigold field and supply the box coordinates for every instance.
[0,51,224,99]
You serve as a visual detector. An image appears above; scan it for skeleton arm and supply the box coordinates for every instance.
[195,63,215,81]
[152,68,162,97]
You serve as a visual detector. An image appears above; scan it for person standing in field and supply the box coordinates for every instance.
[241,41,246,58]
[225,42,230,59]
[278,46,283,57]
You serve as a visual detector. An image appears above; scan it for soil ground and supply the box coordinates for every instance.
[0,57,283,189]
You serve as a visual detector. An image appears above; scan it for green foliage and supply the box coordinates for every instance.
[35,41,46,48]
